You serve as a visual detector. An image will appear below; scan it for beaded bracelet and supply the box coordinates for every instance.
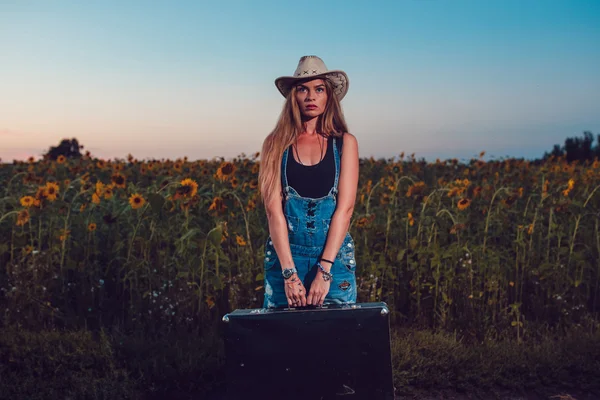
[316,262,333,281]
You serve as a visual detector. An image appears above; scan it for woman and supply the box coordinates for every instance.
[258,55,359,308]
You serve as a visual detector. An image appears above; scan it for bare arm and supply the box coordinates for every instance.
[264,171,295,272]
[320,133,359,267]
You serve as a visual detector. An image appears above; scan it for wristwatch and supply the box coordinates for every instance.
[317,262,333,282]
[282,267,298,280]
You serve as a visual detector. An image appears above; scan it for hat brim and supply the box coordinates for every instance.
[274,70,349,101]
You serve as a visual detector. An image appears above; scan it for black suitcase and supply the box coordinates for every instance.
[222,302,395,400]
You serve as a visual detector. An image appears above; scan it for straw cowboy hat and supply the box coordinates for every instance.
[275,55,349,101]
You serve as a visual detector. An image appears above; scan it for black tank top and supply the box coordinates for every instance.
[286,135,339,198]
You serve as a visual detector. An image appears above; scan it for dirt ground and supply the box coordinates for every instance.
[199,386,599,400]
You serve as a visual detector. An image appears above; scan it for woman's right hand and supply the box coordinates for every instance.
[284,273,307,307]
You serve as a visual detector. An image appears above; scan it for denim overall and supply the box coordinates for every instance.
[262,137,357,308]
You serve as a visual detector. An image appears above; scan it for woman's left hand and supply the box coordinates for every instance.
[307,270,331,306]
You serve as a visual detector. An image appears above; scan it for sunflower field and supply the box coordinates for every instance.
[1,150,600,344]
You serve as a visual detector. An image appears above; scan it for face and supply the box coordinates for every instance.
[294,79,328,118]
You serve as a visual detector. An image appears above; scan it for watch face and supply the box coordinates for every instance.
[282,269,294,279]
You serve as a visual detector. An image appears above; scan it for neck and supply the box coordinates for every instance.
[301,116,319,135]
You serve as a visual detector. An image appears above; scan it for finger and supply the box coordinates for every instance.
[299,288,307,306]
[306,291,314,305]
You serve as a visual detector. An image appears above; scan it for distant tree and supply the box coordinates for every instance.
[43,138,84,160]
[543,131,597,163]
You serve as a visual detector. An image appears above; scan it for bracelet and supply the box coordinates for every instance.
[317,261,333,281]
[319,257,334,265]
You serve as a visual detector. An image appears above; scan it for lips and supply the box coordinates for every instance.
[306,105,318,110]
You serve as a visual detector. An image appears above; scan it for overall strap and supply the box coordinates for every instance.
[332,136,341,195]
[281,146,290,191]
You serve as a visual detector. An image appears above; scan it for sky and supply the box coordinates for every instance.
[1,0,599,163]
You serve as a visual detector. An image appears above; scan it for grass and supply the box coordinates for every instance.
[1,322,598,400]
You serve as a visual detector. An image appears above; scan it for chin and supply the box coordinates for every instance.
[303,109,323,117]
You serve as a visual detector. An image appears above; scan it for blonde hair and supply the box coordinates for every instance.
[258,78,349,207]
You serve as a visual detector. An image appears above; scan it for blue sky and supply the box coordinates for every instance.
[1,0,599,162]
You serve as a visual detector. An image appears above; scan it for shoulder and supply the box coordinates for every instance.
[339,132,358,148]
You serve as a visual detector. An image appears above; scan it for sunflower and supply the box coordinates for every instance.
[111,172,126,189]
[236,235,247,246]
[406,181,426,197]
[177,178,198,199]
[208,196,227,214]
[449,223,466,235]
[356,214,375,228]
[64,179,71,187]
[140,166,147,174]
[246,199,256,212]
[16,209,30,226]
[57,155,66,164]
[20,196,35,208]
[562,178,575,197]
[542,180,550,198]
[447,187,461,198]
[88,222,97,232]
[103,187,114,200]
[407,212,414,227]
[59,229,70,242]
[380,192,390,205]
[129,193,146,209]
[44,182,59,202]
[173,162,183,173]
[251,163,260,174]
[22,245,34,255]
[215,161,236,181]
[80,203,87,212]
[230,177,239,188]
[501,195,516,208]
[457,198,471,210]
[92,193,101,204]
[356,217,369,228]
[96,160,106,169]
[95,181,105,196]
[249,179,258,190]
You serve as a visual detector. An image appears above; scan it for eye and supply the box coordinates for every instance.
[316,87,324,93]
[297,86,307,92]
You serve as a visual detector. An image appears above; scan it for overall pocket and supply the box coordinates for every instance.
[338,235,357,273]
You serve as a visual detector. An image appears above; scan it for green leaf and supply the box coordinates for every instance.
[176,271,189,280]
[207,223,224,247]
[148,193,165,214]
[396,249,406,262]
[179,228,202,243]
[255,273,264,281]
